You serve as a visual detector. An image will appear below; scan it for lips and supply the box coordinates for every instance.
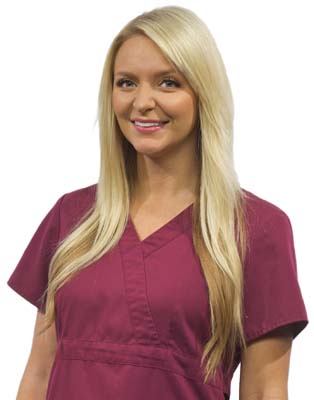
[131,119,169,123]
[131,120,169,125]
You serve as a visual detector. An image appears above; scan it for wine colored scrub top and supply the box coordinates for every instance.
[7,183,309,400]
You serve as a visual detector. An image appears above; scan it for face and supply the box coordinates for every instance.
[112,34,199,159]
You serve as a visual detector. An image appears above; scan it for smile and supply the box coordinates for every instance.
[132,120,169,134]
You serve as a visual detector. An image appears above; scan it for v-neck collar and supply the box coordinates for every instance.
[120,202,194,258]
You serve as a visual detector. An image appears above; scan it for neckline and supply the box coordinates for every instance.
[126,202,194,251]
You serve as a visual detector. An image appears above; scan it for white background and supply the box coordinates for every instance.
[1,1,313,398]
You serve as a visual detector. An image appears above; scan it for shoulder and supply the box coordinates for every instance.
[61,182,97,211]
[240,187,293,242]
[58,182,97,237]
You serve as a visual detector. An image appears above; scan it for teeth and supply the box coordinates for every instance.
[134,121,162,127]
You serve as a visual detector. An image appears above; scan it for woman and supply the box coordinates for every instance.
[7,5,308,400]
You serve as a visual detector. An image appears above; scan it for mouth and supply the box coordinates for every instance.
[131,120,169,133]
[131,120,170,125]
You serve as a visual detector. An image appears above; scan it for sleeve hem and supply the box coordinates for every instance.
[7,279,42,311]
[7,192,67,315]
[245,315,309,343]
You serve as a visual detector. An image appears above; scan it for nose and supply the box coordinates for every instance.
[132,83,156,112]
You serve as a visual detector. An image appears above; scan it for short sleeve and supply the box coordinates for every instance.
[7,194,65,314]
[243,210,309,343]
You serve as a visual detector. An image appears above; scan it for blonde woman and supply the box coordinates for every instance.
[7,5,308,400]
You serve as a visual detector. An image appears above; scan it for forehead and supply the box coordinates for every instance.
[113,35,178,76]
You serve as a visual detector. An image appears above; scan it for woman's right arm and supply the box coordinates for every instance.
[16,311,57,399]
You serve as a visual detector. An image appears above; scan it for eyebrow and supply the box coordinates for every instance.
[114,69,178,78]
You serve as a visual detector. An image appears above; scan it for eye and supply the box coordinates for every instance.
[115,79,133,88]
[115,77,180,88]
[161,77,180,88]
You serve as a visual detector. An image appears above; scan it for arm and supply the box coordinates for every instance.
[16,310,57,399]
[239,325,293,400]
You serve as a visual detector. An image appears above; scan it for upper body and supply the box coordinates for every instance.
[7,182,309,399]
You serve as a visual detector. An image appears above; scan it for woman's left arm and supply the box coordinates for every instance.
[239,325,293,400]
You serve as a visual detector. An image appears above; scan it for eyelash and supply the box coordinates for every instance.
[115,76,180,88]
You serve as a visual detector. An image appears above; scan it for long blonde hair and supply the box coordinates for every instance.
[39,5,249,384]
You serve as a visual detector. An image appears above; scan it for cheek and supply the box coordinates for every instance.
[164,94,196,118]
[111,93,120,114]
[111,92,128,116]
